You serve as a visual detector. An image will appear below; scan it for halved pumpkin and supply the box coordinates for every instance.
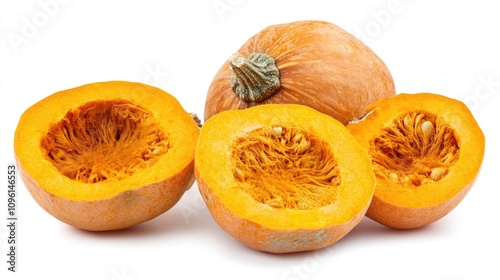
[195,104,375,253]
[347,93,485,229]
[14,81,200,231]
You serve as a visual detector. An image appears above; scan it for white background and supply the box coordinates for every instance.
[1,1,499,279]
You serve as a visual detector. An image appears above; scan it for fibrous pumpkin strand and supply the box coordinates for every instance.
[230,126,340,210]
[229,52,281,103]
[41,100,170,183]
[370,112,459,187]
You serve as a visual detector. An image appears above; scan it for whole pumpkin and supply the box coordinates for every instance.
[204,20,396,125]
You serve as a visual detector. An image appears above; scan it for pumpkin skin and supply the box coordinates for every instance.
[347,93,485,229]
[204,20,395,125]
[195,104,375,253]
[14,81,200,231]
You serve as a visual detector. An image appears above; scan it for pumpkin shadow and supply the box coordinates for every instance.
[334,216,452,249]
[345,216,447,238]
[64,193,452,254]
[255,216,453,260]
[65,188,218,239]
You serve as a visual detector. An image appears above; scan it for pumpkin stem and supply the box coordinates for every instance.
[189,113,202,128]
[229,52,281,103]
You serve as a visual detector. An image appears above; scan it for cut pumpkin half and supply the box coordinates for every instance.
[195,104,375,253]
[347,93,485,229]
[14,81,200,231]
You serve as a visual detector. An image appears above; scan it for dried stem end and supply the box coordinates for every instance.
[189,113,202,128]
[229,52,281,103]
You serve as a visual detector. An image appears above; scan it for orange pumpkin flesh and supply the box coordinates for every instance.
[195,104,375,253]
[14,81,200,231]
[347,93,485,229]
[205,20,396,125]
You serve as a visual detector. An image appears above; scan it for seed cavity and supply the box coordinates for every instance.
[430,167,446,181]
[370,112,459,187]
[41,100,170,183]
[272,126,283,137]
[230,126,340,210]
